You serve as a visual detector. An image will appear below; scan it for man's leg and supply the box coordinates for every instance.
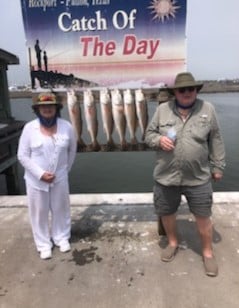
[195,215,218,276]
[153,182,181,261]
[161,214,178,248]
[195,216,213,258]
[161,214,179,262]
[184,182,218,276]
[157,216,166,236]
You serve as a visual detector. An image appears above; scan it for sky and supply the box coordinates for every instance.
[1,0,239,86]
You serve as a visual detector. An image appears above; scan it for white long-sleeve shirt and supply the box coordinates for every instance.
[17,118,77,192]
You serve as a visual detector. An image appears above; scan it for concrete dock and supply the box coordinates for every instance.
[1,192,239,308]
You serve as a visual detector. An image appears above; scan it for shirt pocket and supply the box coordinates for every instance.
[190,117,211,143]
[30,140,44,156]
[159,119,176,136]
[56,135,69,148]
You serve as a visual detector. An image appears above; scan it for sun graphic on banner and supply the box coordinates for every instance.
[149,0,180,22]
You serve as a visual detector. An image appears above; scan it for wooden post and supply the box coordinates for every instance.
[5,164,20,195]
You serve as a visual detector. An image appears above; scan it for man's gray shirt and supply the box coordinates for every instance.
[145,99,226,186]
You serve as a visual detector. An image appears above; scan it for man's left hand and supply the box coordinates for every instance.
[212,172,223,181]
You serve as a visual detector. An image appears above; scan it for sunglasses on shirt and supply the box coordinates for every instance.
[178,87,196,93]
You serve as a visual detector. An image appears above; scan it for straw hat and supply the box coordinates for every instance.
[167,72,203,94]
[157,88,173,103]
[32,92,62,109]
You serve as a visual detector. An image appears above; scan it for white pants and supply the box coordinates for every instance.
[26,180,71,252]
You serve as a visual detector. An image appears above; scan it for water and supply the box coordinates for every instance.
[1,92,239,194]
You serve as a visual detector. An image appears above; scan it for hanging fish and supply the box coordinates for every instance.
[34,77,41,90]
[66,90,86,151]
[99,89,115,151]
[111,89,127,151]
[123,89,138,149]
[135,89,148,141]
[83,89,100,151]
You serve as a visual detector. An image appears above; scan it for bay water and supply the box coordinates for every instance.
[1,92,238,194]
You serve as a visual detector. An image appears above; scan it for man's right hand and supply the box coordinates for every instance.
[160,136,175,151]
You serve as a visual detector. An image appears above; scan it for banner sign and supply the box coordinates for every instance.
[20,0,187,89]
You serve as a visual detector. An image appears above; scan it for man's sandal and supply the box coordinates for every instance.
[161,245,178,262]
[203,256,218,277]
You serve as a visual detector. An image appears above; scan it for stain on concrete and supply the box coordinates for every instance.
[69,246,102,266]
[0,286,8,296]
[72,226,141,243]
[67,273,75,284]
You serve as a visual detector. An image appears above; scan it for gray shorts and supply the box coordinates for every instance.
[153,181,213,217]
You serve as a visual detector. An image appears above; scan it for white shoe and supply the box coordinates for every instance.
[40,250,52,260]
[59,241,71,253]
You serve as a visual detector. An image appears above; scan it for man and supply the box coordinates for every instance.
[43,50,48,72]
[145,72,225,277]
[35,39,42,70]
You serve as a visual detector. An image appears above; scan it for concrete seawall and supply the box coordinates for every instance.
[1,192,239,207]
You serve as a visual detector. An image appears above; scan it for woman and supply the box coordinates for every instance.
[18,92,77,259]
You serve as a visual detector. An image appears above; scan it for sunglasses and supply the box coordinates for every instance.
[178,87,196,93]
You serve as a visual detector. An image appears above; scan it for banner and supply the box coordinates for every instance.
[20,0,187,89]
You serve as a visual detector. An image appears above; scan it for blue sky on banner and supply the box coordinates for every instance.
[1,0,239,86]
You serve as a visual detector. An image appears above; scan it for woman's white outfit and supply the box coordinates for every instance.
[18,118,77,253]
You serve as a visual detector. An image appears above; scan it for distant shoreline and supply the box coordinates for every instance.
[9,80,239,99]
[201,80,239,93]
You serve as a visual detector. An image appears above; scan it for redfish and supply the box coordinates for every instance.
[135,89,148,141]
[83,89,100,151]
[123,89,138,149]
[100,89,115,150]
[66,90,86,151]
[111,89,127,151]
